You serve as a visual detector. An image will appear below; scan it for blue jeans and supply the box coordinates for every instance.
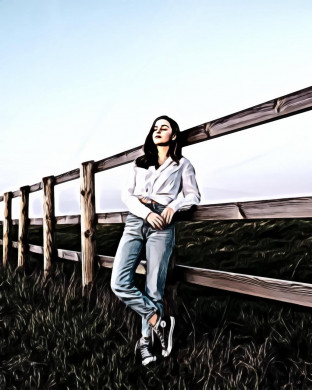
[110,202,175,338]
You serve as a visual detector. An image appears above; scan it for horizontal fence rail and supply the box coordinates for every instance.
[1,239,311,308]
[1,85,312,304]
[0,86,311,201]
[1,195,312,227]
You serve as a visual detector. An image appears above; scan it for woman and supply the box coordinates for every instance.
[110,115,201,366]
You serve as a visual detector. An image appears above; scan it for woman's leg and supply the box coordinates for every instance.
[110,213,159,323]
[141,222,175,337]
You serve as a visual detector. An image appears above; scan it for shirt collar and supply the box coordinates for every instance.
[150,156,173,172]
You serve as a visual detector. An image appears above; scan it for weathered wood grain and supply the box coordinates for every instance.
[173,196,312,221]
[4,195,311,234]
[98,255,312,308]
[97,254,312,307]
[176,264,312,308]
[43,176,55,277]
[174,203,244,221]
[238,197,312,219]
[91,196,312,224]
[55,168,80,185]
[28,243,43,254]
[97,212,129,224]
[8,195,312,229]
[9,218,44,226]
[8,216,80,226]
[80,161,96,293]
[94,145,143,172]
[11,241,80,261]
[29,218,44,225]
[55,215,80,225]
[29,182,43,194]
[204,87,312,139]
[18,186,29,267]
[57,248,81,261]
[12,190,21,198]
[3,192,12,267]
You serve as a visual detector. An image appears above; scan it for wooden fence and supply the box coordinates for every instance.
[1,86,312,307]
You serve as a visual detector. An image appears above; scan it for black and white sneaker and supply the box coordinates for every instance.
[150,315,175,357]
[134,336,156,366]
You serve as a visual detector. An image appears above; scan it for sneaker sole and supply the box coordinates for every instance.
[135,339,157,366]
[142,356,157,366]
[162,316,175,357]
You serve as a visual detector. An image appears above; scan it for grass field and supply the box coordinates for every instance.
[0,218,312,389]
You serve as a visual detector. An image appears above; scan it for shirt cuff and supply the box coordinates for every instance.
[167,199,181,213]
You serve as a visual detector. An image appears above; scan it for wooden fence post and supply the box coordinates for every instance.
[18,185,30,268]
[43,176,55,277]
[3,192,12,267]
[80,161,96,296]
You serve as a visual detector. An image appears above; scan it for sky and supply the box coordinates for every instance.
[0,0,311,220]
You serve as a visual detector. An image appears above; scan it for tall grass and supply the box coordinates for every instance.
[1,259,312,389]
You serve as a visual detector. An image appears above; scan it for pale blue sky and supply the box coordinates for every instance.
[1,0,311,219]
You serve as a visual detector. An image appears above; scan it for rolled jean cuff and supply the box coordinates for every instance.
[146,309,158,322]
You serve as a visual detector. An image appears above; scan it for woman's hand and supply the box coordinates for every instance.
[161,207,175,225]
[146,212,166,230]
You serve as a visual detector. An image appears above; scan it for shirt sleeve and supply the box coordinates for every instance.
[167,160,201,213]
[121,162,153,220]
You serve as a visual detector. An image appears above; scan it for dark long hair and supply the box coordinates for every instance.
[135,115,183,169]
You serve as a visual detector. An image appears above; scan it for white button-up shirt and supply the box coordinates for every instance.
[121,156,201,220]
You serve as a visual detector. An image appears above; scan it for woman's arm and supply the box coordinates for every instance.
[167,160,201,212]
[121,162,153,220]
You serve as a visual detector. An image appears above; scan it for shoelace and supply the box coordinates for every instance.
[152,324,166,350]
[140,338,154,360]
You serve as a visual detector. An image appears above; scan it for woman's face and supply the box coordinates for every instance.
[152,119,176,145]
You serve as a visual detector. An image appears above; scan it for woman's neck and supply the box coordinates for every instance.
[157,146,169,165]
